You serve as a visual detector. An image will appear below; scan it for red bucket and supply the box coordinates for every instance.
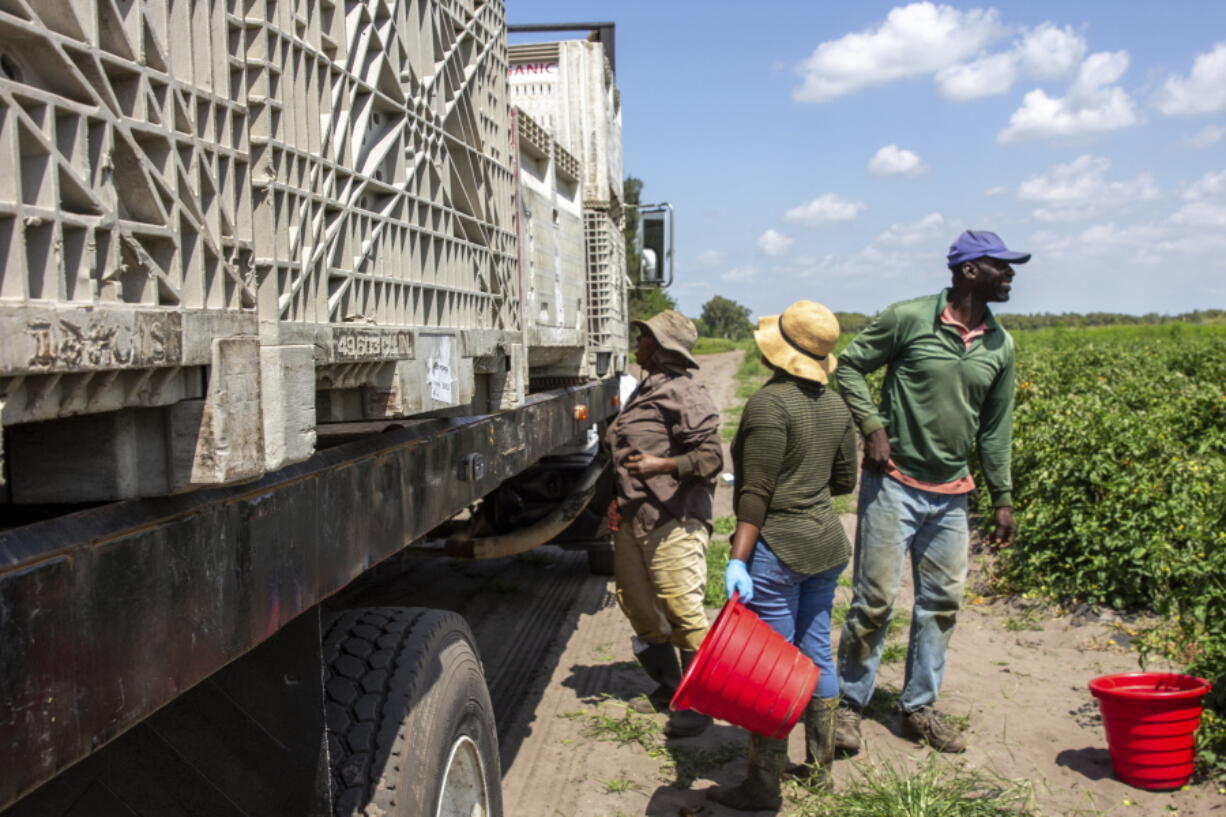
[671,593,819,739]
[1088,672,1212,790]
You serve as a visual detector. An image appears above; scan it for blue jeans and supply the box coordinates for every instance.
[837,469,969,713]
[747,540,846,700]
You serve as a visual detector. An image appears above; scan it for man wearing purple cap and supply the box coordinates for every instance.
[833,230,1028,754]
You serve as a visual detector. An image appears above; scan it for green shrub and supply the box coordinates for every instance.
[977,323,1226,779]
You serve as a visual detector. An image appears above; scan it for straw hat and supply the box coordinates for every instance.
[632,310,700,369]
[754,301,840,383]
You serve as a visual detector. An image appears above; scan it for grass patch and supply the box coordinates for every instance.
[693,336,742,355]
[880,642,907,664]
[601,778,640,794]
[713,515,736,536]
[789,754,1039,816]
[560,700,667,758]
[832,600,850,626]
[832,493,856,515]
[1003,606,1046,632]
[705,535,731,608]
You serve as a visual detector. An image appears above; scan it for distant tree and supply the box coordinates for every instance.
[833,311,872,334]
[701,295,753,340]
[623,176,677,332]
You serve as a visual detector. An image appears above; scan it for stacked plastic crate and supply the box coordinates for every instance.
[514,108,588,379]
[508,40,627,377]
[0,0,523,502]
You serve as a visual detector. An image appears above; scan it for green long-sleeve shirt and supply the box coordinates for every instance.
[732,373,857,575]
[837,290,1015,507]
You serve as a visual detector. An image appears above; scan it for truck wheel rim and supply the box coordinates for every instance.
[435,735,489,817]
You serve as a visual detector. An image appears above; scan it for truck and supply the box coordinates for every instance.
[0,3,672,814]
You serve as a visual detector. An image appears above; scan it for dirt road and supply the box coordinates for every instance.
[355,352,1223,816]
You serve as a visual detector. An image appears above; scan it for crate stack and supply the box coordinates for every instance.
[514,108,589,379]
[0,0,526,503]
[508,40,627,378]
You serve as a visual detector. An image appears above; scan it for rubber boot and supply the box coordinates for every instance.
[707,733,789,812]
[629,641,681,714]
[783,696,838,791]
[665,648,712,737]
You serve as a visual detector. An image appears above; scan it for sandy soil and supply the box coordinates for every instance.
[498,351,1224,817]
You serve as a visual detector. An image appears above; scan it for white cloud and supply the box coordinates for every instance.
[1183,169,1226,201]
[691,249,726,269]
[934,22,1085,101]
[998,51,1138,142]
[784,193,867,226]
[1185,125,1226,149]
[1017,154,1158,221]
[874,212,948,246]
[757,228,794,256]
[1173,169,1226,226]
[936,52,1018,101]
[721,265,759,283]
[1156,43,1226,115]
[985,185,1009,196]
[1171,202,1226,227]
[1016,23,1086,79]
[793,2,1005,102]
[867,144,928,177]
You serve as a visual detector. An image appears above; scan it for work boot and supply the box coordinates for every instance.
[901,707,967,753]
[665,648,712,737]
[629,641,681,714]
[833,702,863,756]
[707,733,789,812]
[784,696,838,791]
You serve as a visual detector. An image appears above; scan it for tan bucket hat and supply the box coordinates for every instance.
[632,310,700,369]
[754,300,840,383]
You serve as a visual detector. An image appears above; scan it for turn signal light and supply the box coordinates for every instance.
[574,405,589,422]
[612,395,621,407]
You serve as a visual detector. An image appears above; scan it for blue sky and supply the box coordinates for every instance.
[508,1,1226,319]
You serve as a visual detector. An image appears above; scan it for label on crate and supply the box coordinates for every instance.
[427,336,454,404]
[332,328,414,361]
[4,310,184,373]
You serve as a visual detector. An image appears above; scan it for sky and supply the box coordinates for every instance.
[507,0,1226,319]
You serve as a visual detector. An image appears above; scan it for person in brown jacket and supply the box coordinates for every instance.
[605,310,723,737]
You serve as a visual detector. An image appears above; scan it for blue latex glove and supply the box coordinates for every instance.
[725,558,753,603]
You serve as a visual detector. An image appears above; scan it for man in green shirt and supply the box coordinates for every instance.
[834,230,1028,754]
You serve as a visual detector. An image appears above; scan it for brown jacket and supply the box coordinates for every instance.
[605,372,723,539]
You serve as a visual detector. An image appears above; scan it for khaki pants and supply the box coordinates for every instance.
[614,518,710,651]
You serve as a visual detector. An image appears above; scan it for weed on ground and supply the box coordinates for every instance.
[787,753,1041,816]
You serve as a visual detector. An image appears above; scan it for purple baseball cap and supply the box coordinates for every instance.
[947,230,1031,266]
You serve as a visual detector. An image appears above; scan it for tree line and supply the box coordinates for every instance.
[623,178,1223,341]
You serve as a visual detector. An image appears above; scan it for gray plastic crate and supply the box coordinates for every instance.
[0,0,527,501]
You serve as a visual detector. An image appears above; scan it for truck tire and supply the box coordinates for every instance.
[324,608,501,817]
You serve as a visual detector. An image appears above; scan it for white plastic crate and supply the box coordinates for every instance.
[0,0,528,501]
[515,108,589,377]
[583,206,628,377]
[508,40,623,209]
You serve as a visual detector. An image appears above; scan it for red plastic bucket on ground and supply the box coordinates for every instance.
[671,593,819,739]
[1088,672,1212,790]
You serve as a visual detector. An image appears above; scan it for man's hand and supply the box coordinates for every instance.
[625,452,677,477]
[606,499,621,532]
[989,506,1016,548]
[863,428,891,473]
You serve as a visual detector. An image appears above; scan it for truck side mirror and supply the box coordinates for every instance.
[636,204,673,288]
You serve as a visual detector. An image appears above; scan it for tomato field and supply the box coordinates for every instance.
[976,323,1226,779]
